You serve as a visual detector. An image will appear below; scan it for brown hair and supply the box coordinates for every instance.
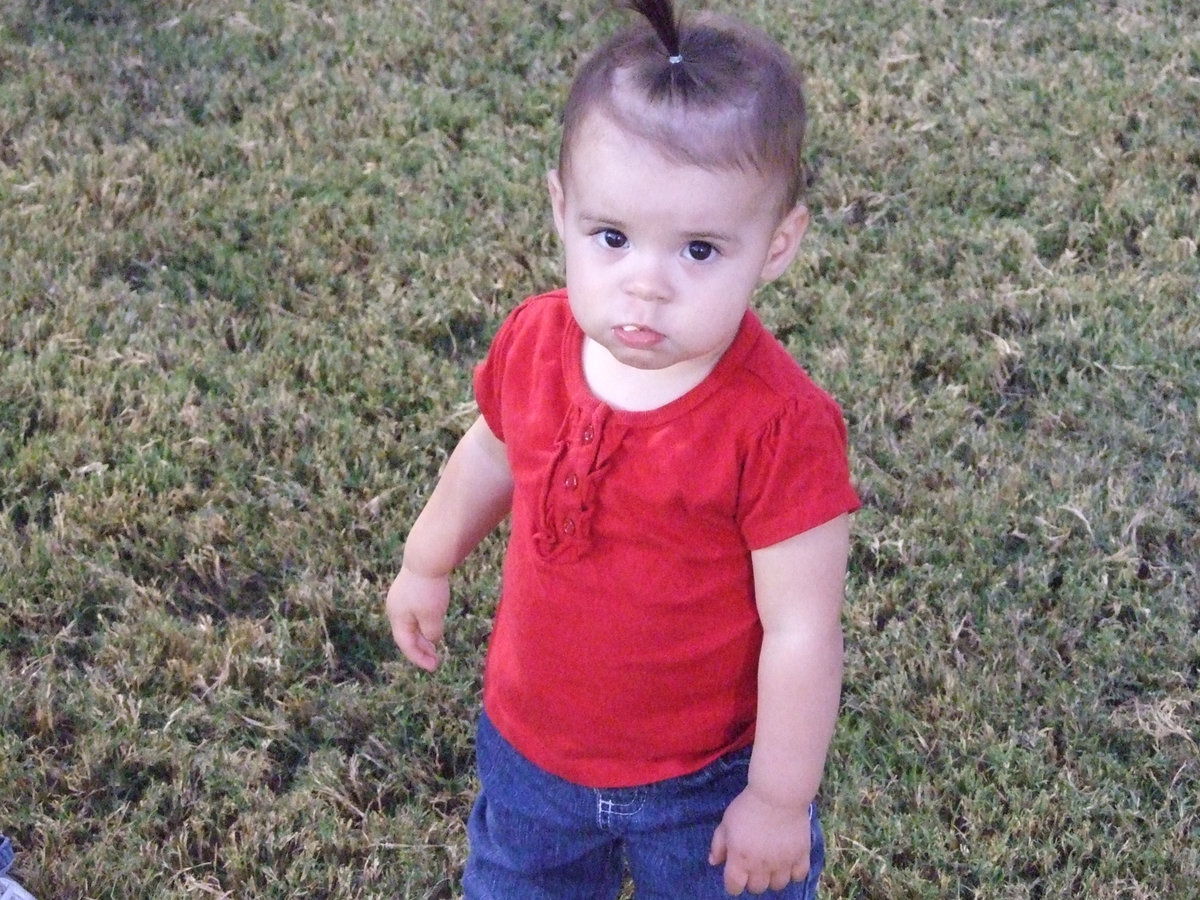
[558,0,808,209]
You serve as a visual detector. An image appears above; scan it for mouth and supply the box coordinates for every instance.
[612,323,665,349]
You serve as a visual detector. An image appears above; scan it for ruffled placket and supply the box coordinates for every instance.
[532,402,624,561]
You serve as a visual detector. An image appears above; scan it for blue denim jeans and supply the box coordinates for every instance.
[463,712,824,899]
[0,835,12,876]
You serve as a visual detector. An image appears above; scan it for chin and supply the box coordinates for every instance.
[605,347,669,370]
[618,356,670,371]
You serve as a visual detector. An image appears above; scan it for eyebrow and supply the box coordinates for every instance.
[686,228,740,247]
[578,212,624,229]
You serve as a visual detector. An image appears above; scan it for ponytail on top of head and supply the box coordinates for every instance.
[624,0,683,61]
[560,0,810,209]
[623,0,702,96]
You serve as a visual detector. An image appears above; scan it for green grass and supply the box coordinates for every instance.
[1,0,1197,897]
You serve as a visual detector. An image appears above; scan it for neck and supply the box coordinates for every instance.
[581,338,719,411]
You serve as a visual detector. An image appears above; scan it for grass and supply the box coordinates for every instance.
[0,0,1197,897]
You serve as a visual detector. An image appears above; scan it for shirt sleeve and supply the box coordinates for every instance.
[473,301,529,444]
[736,391,860,550]
[473,290,571,445]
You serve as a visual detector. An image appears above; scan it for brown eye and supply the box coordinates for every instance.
[686,240,715,261]
[601,229,628,249]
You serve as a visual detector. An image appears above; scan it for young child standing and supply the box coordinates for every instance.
[386,1,859,896]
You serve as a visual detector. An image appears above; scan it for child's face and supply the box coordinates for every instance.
[549,111,808,380]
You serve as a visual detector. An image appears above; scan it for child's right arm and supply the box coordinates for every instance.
[385,415,513,671]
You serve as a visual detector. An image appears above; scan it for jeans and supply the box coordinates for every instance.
[0,835,12,876]
[463,712,824,899]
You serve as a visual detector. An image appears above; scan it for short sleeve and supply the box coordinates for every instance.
[473,310,519,443]
[737,393,860,550]
[472,290,572,446]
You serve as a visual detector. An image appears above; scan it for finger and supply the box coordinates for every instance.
[790,861,810,885]
[410,632,441,671]
[414,607,445,647]
[708,824,727,866]
[392,617,440,671]
[745,870,771,895]
[722,859,748,896]
[770,867,794,892]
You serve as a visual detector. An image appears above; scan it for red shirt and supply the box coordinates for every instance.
[475,289,859,787]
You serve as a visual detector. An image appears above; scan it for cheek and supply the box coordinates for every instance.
[685,299,745,344]
[564,245,610,287]
[562,254,589,293]
[565,280,601,325]
[696,279,754,332]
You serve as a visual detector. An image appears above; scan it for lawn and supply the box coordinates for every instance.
[0,0,1197,897]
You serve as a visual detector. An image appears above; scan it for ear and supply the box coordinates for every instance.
[547,169,567,241]
[758,203,810,284]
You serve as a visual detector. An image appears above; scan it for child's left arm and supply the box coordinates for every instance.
[708,513,850,896]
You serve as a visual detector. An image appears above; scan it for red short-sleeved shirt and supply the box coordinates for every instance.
[474,289,859,787]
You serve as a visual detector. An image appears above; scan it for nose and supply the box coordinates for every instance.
[623,251,672,303]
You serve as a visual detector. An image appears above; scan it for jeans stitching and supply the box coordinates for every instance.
[594,788,647,832]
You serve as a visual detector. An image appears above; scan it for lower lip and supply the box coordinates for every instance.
[613,326,665,349]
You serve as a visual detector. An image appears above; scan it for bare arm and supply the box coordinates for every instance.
[710,513,850,895]
[386,415,513,670]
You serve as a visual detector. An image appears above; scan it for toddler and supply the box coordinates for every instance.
[387,0,859,896]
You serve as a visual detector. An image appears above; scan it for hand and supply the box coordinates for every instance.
[708,786,812,895]
[385,566,451,671]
